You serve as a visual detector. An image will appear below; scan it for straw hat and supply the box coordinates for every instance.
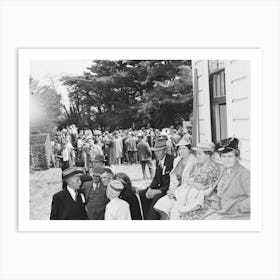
[192,142,215,152]
[62,167,84,180]
[151,137,167,151]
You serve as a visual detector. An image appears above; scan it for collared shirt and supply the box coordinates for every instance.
[92,182,99,191]
[67,186,86,203]
[67,186,77,201]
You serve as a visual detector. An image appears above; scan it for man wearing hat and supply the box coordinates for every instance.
[81,166,109,220]
[92,154,106,169]
[50,167,88,220]
[139,137,174,220]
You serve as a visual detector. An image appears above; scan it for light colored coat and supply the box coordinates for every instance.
[169,154,197,190]
[105,198,131,220]
[202,163,250,220]
[153,154,197,215]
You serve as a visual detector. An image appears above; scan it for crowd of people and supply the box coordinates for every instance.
[50,124,192,179]
[50,123,250,221]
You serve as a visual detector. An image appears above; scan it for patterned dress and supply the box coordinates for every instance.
[177,159,223,220]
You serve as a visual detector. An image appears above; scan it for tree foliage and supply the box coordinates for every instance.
[60,60,193,130]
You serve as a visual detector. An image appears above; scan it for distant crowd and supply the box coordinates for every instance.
[50,124,192,179]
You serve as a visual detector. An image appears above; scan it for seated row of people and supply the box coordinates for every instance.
[151,137,250,220]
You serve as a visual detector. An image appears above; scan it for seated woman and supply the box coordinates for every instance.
[153,138,197,219]
[169,142,224,220]
[114,172,144,220]
[201,138,250,220]
[105,180,131,220]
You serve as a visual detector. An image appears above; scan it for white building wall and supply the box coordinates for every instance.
[225,60,250,169]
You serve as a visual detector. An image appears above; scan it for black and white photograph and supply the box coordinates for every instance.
[2,1,280,280]
[20,49,259,229]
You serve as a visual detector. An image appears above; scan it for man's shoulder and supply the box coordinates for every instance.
[238,164,250,177]
[53,189,67,199]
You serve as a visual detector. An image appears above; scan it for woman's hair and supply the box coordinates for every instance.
[114,172,135,194]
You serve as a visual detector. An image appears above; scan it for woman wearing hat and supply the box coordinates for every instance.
[169,142,224,220]
[153,138,196,219]
[105,180,131,220]
[201,138,250,220]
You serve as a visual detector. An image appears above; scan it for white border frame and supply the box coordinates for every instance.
[19,48,262,232]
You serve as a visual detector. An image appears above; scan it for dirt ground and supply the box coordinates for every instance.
[29,163,153,220]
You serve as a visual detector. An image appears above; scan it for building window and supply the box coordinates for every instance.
[209,61,227,143]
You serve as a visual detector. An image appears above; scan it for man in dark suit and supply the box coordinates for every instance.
[139,137,174,220]
[81,166,109,220]
[50,167,88,220]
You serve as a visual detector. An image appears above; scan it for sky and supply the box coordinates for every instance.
[30,60,92,108]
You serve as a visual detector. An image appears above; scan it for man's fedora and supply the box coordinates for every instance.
[62,167,84,180]
[91,166,106,177]
[151,137,167,151]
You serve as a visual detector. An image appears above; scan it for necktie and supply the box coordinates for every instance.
[75,190,79,202]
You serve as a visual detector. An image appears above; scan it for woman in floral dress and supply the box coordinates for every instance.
[170,143,224,220]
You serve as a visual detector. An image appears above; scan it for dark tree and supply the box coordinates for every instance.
[60,60,193,130]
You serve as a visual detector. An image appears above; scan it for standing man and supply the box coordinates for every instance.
[81,166,108,220]
[126,133,138,164]
[137,135,154,180]
[139,137,174,220]
[50,167,88,220]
